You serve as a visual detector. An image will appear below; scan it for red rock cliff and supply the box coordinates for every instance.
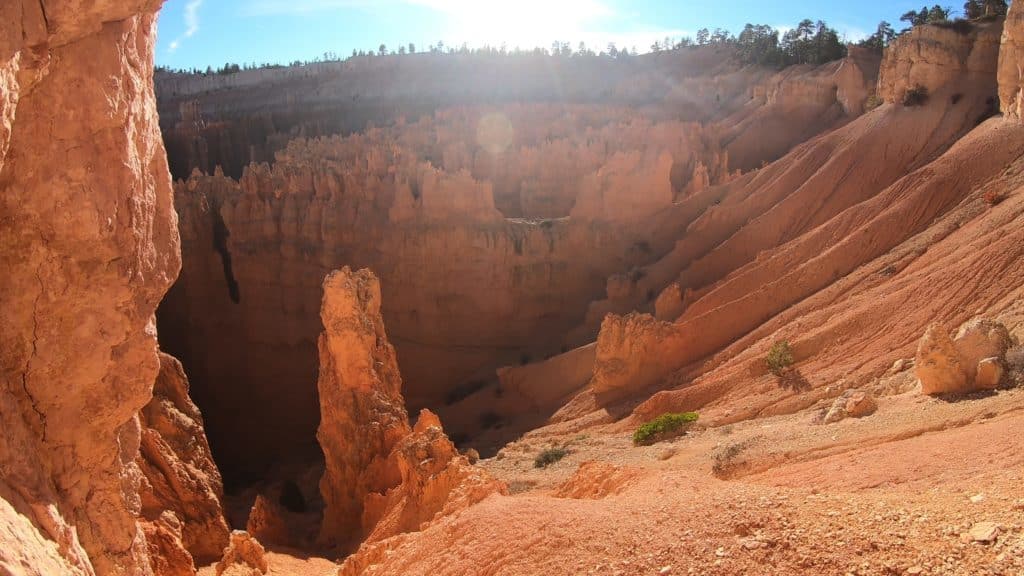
[137,353,230,570]
[0,1,180,574]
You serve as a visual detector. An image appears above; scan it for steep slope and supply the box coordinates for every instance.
[326,16,1024,574]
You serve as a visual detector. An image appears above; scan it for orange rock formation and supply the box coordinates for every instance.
[315,267,504,557]
[138,353,230,568]
[0,2,182,574]
[158,49,877,481]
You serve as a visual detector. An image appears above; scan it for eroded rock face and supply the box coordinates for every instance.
[246,494,290,548]
[137,353,229,566]
[316,268,411,549]
[916,324,970,395]
[0,2,178,574]
[590,313,679,403]
[953,319,1012,380]
[316,268,505,556]
[361,409,505,544]
[879,19,1003,104]
[141,512,195,576]
[998,0,1024,118]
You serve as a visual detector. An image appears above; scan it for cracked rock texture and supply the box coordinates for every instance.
[0,1,179,574]
[138,352,230,569]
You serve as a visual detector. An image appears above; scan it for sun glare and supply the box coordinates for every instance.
[431,0,613,49]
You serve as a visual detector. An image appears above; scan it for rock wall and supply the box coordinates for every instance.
[999,1,1024,118]
[879,19,1003,104]
[137,353,230,569]
[157,109,712,483]
[0,1,179,575]
[155,48,875,181]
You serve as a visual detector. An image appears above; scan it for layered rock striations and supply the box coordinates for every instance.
[879,18,1002,104]
[316,268,504,556]
[564,19,1007,373]
[1,2,180,574]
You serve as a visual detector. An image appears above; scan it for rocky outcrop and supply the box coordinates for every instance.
[316,267,411,549]
[142,512,195,576]
[0,2,179,575]
[360,409,506,545]
[138,353,229,567]
[998,0,1024,118]
[215,531,268,576]
[316,268,505,556]
[245,494,290,548]
[879,20,1003,104]
[590,313,679,403]
[917,320,1012,394]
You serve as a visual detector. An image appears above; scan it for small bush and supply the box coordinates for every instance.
[534,447,569,468]
[765,341,795,376]
[632,412,699,446]
[864,93,883,111]
[903,85,929,107]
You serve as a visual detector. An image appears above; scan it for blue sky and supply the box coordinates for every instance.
[156,0,941,70]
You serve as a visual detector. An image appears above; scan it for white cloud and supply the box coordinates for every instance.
[167,0,204,53]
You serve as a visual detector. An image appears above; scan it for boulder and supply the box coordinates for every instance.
[215,531,268,576]
[916,320,1013,395]
[954,319,1012,381]
[916,324,969,395]
[974,357,1005,389]
[823,390,878,424]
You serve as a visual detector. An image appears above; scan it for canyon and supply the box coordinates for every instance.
[1,2,1023,576]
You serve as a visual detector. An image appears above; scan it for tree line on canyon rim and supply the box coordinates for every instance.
[156,0,1010,78]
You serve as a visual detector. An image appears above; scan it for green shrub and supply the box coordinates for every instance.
[903,85,929,107]
[864,93,883,111]
[632,412,699,446]
[534,447,568,468]
[765,341,795,376]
